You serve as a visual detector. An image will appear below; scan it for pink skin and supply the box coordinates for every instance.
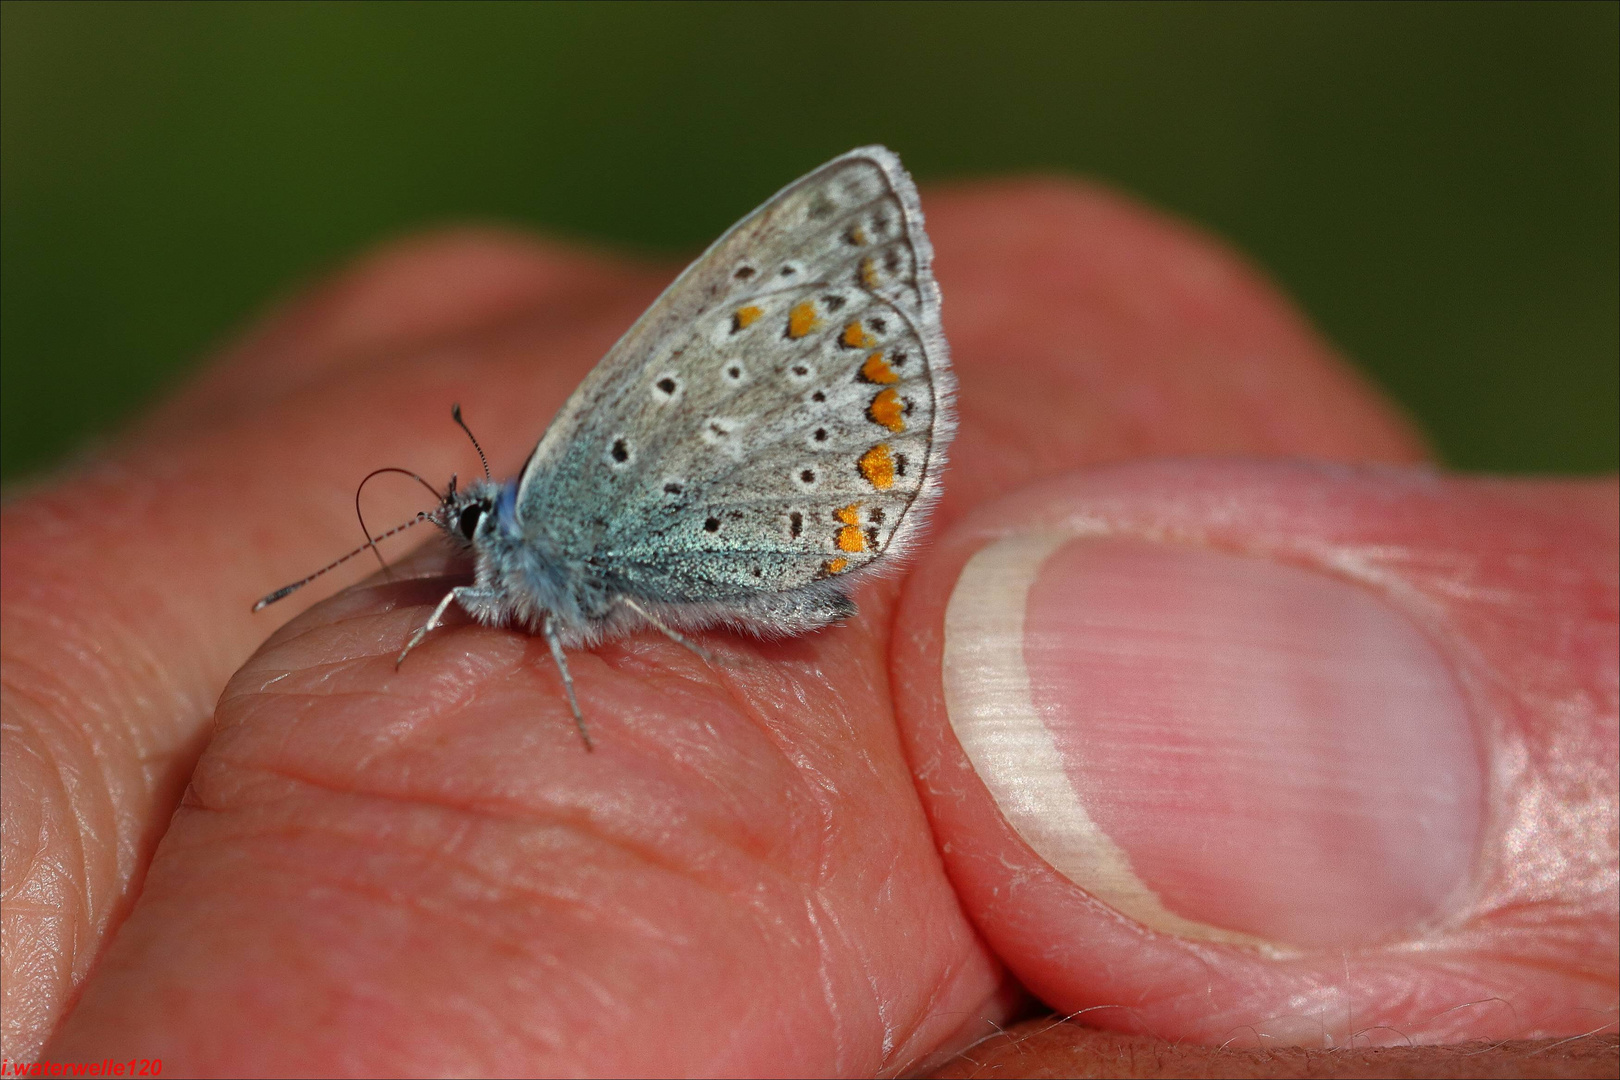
[894,463,1616,1045]
[1,178,1612,1075]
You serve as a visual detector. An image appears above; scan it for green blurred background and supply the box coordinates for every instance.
[3,2,1615,480]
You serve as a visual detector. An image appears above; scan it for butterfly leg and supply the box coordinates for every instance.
[543,613,593,751]
[395,584,508,668]
[616,596,718,666]
[396,587,469,668]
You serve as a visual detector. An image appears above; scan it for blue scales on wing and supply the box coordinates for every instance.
[509,146,955,631]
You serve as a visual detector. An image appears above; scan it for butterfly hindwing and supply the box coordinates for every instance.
[514,146,953,605]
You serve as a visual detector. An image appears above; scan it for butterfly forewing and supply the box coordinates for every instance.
[516,146,952,604]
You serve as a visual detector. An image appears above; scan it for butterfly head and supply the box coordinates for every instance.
[431,474,509,551]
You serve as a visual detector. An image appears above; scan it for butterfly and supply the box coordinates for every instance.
[258,146,954,748]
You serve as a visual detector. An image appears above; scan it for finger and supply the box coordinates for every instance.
[37,541,1012,1075]
[923,178,1429,515]
[894,460,1618,1046]
[142,228,665,435]
[19,176,1427,1070]
[0,232,667,1061]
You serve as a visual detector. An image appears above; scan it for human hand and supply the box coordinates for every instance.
[4,179,1614,1075]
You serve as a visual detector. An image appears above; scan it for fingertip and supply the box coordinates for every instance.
[917,179,1430,507]
[892,460,1617,1045]
[145,226,669,432]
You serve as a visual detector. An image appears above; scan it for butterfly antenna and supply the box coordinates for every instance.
[451,403,491,480]
[355,467,445,575]
[253,511,431,612]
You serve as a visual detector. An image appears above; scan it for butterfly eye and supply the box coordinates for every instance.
[458,505,485,540]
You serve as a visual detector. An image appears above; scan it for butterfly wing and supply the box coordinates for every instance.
[515,146,953,615]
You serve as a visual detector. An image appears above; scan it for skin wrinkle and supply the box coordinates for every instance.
[702,668,850,847]
[0,762,81,1052]
[178,818,534,933]
[0,749,61,908]
[708,651,854,778]
[603,727,793,853]
[892,954,962,1065]
[630,656,744,714]
[803,822,894,1068]
[210,763,773,915]
[704,993,782,1076]
[16,549,217,758]
[251,612,445,662]
[226,650,507,728]
[256,845,639,1055]
[225,687,455,734]
[716,639,899,1073]
[852,886,900,1060]
[2,682,105,934]
[1162,946,1551,1041]
[884,936,1012,1075]
[265,582,795,768]
[802,894,850,1072]
[254,693,828,957]
[574,774,798,897]
[868,841,920,1055]
[4,618,204,918]
[169,809,756,1040]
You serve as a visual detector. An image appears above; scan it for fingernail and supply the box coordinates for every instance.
[943,534,1483,950]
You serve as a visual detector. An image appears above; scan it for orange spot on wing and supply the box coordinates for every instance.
[849,226,868,245]
[859,444,895,490]
[834,503,860,525]
[860,257,879,288]
[868,388,905,432]
[837,525,866,552]
[826,557,850,574]
[860,353,899,384]
[788,301,820,339]
[842,321,876,349]
[734,305,762,329]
